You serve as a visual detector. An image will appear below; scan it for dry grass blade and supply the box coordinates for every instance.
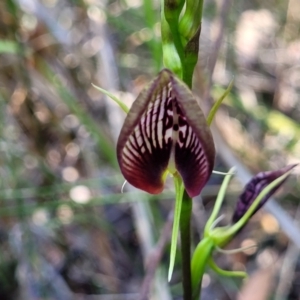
[237,267,275,300]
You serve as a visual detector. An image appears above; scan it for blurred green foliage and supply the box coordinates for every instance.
[0,0,299,299]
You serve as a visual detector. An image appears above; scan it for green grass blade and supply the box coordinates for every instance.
[92,83,129,114]
[204,167,235,235]
[168,176,184,281]
[207,79,234,126]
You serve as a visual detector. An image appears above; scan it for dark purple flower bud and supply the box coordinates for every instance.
[232,165,296,223]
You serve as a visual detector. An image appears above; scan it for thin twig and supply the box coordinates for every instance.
[138,211,173,300]
[203,0,232,102]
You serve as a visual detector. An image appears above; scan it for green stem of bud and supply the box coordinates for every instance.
[164,0,185,74]
[191,237,214,299]
[161,2,183,77]
[179,0,204,42]
[180,190,193,300]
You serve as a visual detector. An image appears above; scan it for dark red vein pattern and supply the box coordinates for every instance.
[174,101,210,197]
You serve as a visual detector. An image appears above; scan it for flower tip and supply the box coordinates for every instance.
[286,163,298,171]
[119,170,165,195]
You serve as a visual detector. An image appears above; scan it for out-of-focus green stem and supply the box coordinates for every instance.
[161,2,182,77]
[180,190,193,300]
[191,237,214,299]
[168,22,185,73]
[179,0,203,42]
[164,0,185,76]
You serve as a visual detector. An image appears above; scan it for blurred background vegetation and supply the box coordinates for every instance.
[0,0,300,299]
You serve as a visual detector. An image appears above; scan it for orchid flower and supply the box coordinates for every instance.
[94,68,217,283]
[116,69,215,198]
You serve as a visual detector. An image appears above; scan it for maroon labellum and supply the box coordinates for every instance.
[117,69,215,197]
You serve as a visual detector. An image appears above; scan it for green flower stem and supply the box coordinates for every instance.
[168,22,185,73]
[179,0,203,42]
[179,0,204,88]
[191,237,214,299]
[180,189,193,300]
[164,1,185,74]
[182,32,200,89]
[165,13,185,75]
[161,2,182,77]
